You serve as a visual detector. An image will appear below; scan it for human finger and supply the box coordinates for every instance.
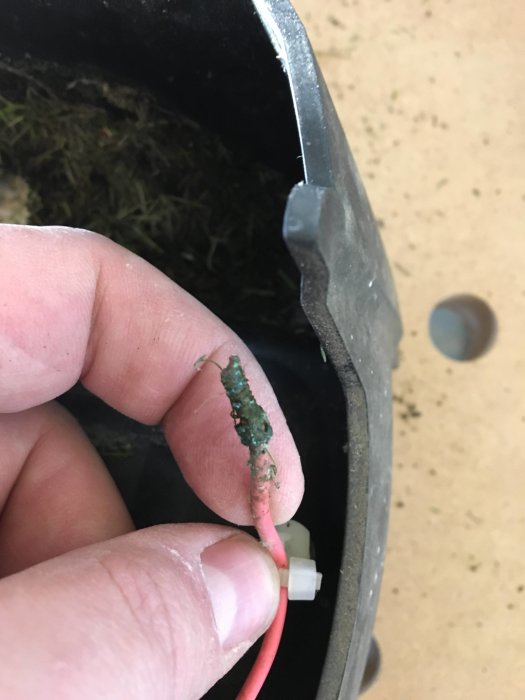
[0,402,133,577]
[0,224,303,524]
[0,524,279,700]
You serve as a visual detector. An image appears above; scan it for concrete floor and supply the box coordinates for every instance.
[293,0,525,697]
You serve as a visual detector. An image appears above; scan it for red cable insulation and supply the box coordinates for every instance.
[236,589,288,700]
[236,453,289,700]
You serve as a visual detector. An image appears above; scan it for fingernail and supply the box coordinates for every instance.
[201,536,279,649]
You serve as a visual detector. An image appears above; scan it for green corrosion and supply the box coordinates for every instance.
[194,354,278,484]
[220,355,273,452]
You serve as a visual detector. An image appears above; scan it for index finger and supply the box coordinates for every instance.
[0,224,303,524]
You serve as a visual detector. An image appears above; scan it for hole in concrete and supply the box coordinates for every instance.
[429,294,497,361]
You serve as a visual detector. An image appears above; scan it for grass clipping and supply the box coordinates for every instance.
[0,60,300,328]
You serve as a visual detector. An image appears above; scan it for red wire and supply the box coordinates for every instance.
[236,453,289,700]
[236,589,288,700]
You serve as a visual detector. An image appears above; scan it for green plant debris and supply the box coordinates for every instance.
[0,58,302,328]
[86,423,167,460]
[0,171,29,224]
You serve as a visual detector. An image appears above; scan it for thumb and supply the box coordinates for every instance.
[0,524,280,700]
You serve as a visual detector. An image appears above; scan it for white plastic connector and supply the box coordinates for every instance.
[276,520,311,560]
[280,557,323,601]
[276,521,322,601]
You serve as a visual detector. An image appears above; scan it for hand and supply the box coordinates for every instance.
[0,224,304,699]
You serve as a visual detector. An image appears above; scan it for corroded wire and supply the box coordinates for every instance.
[195,354,287,699]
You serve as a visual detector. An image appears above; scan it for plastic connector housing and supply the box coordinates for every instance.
[276,520,311,559]
[280,557,323,601]
[277,520,322,601]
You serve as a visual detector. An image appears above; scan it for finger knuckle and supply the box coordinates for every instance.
[96,551,179,681]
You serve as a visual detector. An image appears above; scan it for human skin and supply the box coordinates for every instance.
[0,223,304,699]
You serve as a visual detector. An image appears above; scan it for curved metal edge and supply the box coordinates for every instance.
[252,2,403,699]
